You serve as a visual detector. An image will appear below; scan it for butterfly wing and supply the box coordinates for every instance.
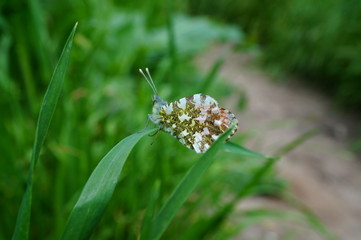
[158,93,238,153]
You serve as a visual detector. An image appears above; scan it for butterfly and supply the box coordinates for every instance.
[139,68,238,153]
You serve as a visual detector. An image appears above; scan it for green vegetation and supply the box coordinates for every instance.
[189,0,361,109]
[1,0,338,239]
[12,22,78,240]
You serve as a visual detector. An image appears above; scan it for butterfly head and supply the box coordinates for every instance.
[151,94,167,115]
[139,68,167,124]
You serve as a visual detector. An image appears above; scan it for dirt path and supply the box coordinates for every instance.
[196,45,361,240]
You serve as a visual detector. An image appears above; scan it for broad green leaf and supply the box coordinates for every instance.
[12,22,78,240]
[149,126,235,240]
[61,128,157,240]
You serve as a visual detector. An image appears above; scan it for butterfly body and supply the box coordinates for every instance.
[140,69,238,153]
[148,95,168,124]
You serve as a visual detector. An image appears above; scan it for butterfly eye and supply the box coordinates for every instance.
[152,96,158,104]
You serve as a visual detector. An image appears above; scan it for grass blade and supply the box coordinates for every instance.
[166,0,178,93]
[274,129,319,157]
[140,180,161,240]
[198,56,224,92]
[149,126,235,240]
[284,194,338,240]
[231,208,336,239]
[223,141,270,159]
[12,22,78,240]
[61,128,157,240]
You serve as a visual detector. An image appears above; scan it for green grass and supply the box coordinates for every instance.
[12,23,78,240]
[147,127,236,240]
[61,128,157,239]
[0,1,337,239]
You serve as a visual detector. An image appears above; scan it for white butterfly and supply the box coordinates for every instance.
[140,68,238,153]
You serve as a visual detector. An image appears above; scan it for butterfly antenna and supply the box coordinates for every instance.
[145,68,159,96]
[139,68,159,96]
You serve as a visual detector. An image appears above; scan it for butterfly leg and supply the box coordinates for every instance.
[149,128,161,146]
[137,118,151,133]
[149,127,161,137]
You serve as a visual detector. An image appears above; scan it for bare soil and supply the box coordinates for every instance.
[196,44,361,240]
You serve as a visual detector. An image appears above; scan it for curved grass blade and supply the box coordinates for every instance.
[283,194,338,240]
[148,126,235,240]
[230,208,336,240]
[198,56,224,93]
[274,129,319,157]
[12,22,78,240]
[61,128,157,240]
[223,141,270,159]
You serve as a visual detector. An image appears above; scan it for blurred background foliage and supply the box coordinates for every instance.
[0,0,357,239]
[188,0,361,109]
